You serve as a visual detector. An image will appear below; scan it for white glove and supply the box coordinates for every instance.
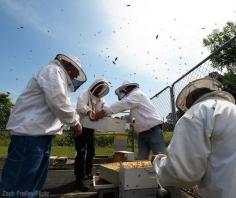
[152,154,167,188]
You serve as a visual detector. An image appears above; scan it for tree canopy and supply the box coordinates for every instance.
[203,22,236,99]
[203,21,236,73]
[0,92,14,129]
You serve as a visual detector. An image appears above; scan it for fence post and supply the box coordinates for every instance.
[170,86,177,126]
[131,119,135,152]
[131,128,135,152]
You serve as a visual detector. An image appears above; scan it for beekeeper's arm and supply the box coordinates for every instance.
[76,92,92,115]
[37,66,79,126]
[100,97,107,110]
[154,107,213,188]
[103,93,139,114]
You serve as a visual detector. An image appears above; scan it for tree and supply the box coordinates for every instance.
[203,21,236,73]
[0,92,14,129]
[208,71,236,99]
[203,22,236,99]
[223,72,236,92]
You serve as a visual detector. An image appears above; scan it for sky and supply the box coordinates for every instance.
[0,0,235,107]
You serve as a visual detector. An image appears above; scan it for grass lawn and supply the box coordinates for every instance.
[0,146,8,157]
[163,131,173,146]
[51,146,116,158]
[0,146,123,158]
[0,131,172,158]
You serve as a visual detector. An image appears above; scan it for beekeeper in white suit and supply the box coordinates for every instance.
[153,77,236,198]
[101,80,165,160]
[74,79,109,191]
[0,54,86,198]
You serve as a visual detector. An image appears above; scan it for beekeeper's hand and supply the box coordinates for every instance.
[151,155,157,163]
[102,106,112,116]
[152,154,169,197]
[95,110,106,120]
[87,110,96,121]
[156,185,171,198]
[152,154,167,172]
[155,154,167,161]
[74,122,82,137]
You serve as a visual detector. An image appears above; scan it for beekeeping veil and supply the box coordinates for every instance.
[89,79,110,98]
[176,77,223,112]
[55,54,87,92]
[115,80,139,100]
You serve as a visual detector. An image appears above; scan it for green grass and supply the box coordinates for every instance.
[0,131,173,158]
[51,146,76,158]
[0,146,121,158]
[0,131,10,146]
[50,146,138,158]
[0,146,8,157]
[94,146,114,156]
[163,131,173,146]
[52,146,118,158]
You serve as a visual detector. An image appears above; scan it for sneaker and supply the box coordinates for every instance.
[75,179,90,192]
[84,174,93,180]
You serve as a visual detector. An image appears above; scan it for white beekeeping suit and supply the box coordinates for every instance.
[74,79,109,190]
[76,79,109,119]
[103,80,162,133]
[7,54,86,135]
[153,78,236,198]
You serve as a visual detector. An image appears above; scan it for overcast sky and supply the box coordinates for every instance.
[0,0,235,107]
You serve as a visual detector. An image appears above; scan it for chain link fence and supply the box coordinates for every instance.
[151,35,236,131]
[151,86,174,132]
[171,62,223,116]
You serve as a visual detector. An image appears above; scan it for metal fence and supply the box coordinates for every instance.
[151,35,236,132]
[151,86,173,132]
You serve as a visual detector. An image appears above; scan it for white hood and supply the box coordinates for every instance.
[88,79,109,98]
[54,54,87,92]
[176,77,223,112]
[194,90,235,105]
[115,80,139,100]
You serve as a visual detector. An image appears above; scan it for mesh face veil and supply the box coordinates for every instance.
[117,91,126,100]
[90,81,109,98]
[115,80,139,100]
[55,54,87,92]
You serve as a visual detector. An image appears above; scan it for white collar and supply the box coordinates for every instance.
[194,90,235,105]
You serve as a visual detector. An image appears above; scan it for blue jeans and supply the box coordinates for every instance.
[0,135,52,198]
[138,125,165,160]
